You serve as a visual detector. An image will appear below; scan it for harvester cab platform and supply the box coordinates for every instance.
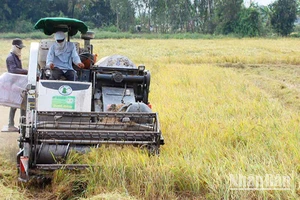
[17,17,164,181]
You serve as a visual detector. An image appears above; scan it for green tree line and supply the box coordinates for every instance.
[0,0,298,37]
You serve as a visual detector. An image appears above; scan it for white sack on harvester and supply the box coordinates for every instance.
[95,55,137,68]
[0,72,27,108]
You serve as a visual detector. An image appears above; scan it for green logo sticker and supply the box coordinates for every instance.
[58,85,72,96]
[52,96,75,109]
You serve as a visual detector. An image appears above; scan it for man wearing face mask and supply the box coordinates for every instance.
[46,31,84,81]
[3,38,28,132]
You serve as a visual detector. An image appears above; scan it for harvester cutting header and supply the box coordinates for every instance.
[17,17,164,181]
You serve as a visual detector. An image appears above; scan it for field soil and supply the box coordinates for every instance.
[0,106,20,162]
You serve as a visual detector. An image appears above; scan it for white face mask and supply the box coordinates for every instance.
[11,45,22,57]
[54,39,67,56]
[56,40,66,49]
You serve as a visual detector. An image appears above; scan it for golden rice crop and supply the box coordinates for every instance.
[0,38,300,199]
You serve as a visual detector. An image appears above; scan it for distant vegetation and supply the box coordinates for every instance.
[0,29,299,41]
[0,0,299,37]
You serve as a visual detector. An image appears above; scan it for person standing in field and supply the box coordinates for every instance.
[2,38,28,132]
[46,31,84,81]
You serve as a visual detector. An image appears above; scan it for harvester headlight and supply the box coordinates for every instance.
[138,65,145,71]
[138,65,145,75]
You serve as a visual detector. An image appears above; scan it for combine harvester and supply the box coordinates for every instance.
[17,17,164,181]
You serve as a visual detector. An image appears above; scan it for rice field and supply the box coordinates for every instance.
[0,38,300,199]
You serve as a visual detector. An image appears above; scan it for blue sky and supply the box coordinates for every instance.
[244,0,274,7]
[255,0,274,6]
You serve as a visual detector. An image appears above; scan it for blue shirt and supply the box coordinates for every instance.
[46,42,81,72]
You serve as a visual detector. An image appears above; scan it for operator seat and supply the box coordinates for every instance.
[37,39,80,80]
